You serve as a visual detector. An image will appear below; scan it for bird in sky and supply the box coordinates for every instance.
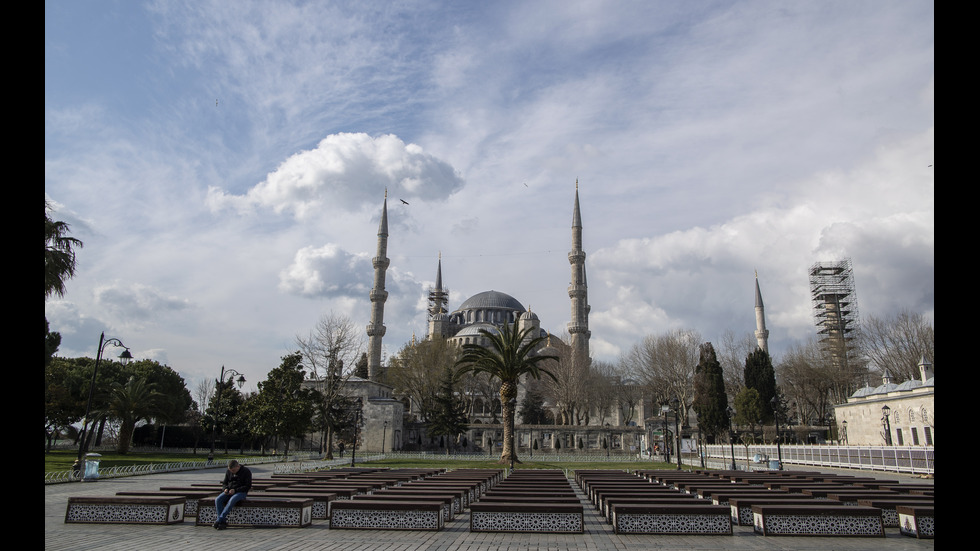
[400,199,409,205]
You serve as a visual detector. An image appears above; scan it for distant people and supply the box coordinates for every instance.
[213,459,252,529]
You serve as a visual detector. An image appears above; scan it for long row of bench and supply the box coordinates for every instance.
[634,468,934,538]
[469,469,584,533]
[63,466,933,538]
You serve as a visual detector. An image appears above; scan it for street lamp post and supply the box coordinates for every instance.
[661,403,671,464]
[77,332,132,464]
[727,406,737,470]
[208,366,246,463]
[770,396,783,470]
[382,420,388,455]
[881,405,892,446]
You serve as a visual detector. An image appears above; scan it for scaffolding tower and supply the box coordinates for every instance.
[808,259,860,367]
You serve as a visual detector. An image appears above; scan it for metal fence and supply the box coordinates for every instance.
[46,444,934,483]
[44,451,324,484]
[701,444,934,475]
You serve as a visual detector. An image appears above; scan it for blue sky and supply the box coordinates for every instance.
[45,0,934,394]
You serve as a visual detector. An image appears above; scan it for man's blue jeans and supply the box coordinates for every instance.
[215,491,247,523]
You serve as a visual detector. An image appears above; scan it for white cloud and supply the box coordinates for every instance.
[206,133,464,219]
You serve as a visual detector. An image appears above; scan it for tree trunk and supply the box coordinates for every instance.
[116,420,135,454]
[499,380,519,464]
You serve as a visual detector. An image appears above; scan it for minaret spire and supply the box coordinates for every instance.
[568,180,591,372]
[754,270,770,354]
[366,190,390,381]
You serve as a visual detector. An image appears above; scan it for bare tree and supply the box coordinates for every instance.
[777,336,836,425]
[538,334,587,425]
[628,328,702,427]
[860,309,934,382]
[718,329,755,395]
[387,337,460,423]
[195,378,214,414]
[295,312,365,457]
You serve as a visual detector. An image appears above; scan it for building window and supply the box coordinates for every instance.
[895,428,904,446]
[911,427,919,446]
[924,427,933,445]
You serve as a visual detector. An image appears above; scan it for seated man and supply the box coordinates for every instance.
[214,459,252,529]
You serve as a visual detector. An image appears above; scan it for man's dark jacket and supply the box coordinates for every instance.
[222,465,252,493]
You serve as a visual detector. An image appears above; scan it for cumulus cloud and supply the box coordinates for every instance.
[206,133,464,219]
[279,244,371,298]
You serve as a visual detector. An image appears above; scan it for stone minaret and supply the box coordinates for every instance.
[567,181,591,371]
[427,253,449,340]
[754,270,770,354]
[366,191,389,381]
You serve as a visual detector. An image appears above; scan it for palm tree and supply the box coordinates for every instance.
[45,201,84,299]
[455,322,558,464]
[101,376,163,454]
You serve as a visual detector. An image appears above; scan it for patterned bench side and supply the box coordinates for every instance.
[752,505,885,537]
[65,496,185,525]
[195,497,313,527]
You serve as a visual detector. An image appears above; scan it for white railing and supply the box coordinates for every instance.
[701,444,934,475]
[45,452,324,484]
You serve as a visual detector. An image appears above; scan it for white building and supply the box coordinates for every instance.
[834,357,934,446]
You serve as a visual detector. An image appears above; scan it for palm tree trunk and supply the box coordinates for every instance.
[500,380,518,464]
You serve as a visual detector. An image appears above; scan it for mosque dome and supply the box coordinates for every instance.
[458,290,525,312]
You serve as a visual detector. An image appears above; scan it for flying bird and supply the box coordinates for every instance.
[400,199,409,205]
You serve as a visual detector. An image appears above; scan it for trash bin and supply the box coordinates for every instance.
[82,453,101,482]
[768,459,781,470]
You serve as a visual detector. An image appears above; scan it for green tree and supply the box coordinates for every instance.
[126,359,195,446]
[744,348,777,423]
[692,342,730,439]
[455,322,558,464]
[100,376,163,454]
[733,387,764,435]
[201,377,247,454]
[518,383,550,424]
[244,352,318,456]
[45,200,83,299]
[427,365,469,455]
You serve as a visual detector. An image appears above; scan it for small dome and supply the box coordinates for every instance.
[895,379,923,391]
[520,310,539,321]
[851,386,875,398]
[455,323,499,337]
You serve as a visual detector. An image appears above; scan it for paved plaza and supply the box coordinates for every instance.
[45,462,934,551]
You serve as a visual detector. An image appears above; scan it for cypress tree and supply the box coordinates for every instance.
[744,348,777,423]
[692,342,730,439]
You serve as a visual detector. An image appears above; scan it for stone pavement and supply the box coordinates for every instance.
[45,463,934,551]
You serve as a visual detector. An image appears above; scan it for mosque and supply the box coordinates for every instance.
[342,183,775,455]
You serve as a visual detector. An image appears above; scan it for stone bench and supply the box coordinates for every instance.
[246,491,337,520]
[897,505,934,539]
[857,498,935,528]
[65,496,186,525]
[600,496,702,524]
[114,490,212,517]
[751,504,884,537]
[347,494,455,522]
[469,501,584,533]
[328,499,444,531]
[728,497,826,526]
[195,497,313,528]
[373,488,465,516]
[610,503,732,535]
